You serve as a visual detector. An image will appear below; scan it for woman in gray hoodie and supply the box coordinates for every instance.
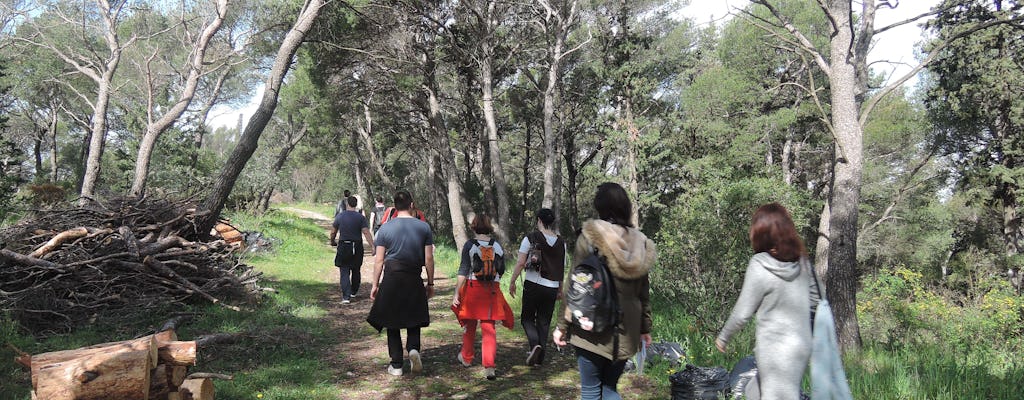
[716,203,811,400]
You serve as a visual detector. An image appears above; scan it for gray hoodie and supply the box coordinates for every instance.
[717,252,812,400]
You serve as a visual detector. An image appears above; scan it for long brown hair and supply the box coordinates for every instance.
[749,203,806,262]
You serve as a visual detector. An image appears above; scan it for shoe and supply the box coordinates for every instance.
[341,299,351,304]
[457,352,471,367]
[526,345,542,366]
[387,365,403,376]
[409,349,422,373]
[484,367,496,380]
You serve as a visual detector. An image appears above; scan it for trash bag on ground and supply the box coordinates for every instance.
[670,364,730,400]
[625,341,687,372]
[729,355,758,399]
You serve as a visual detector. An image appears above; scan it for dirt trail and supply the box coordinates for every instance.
[281,207,653,399]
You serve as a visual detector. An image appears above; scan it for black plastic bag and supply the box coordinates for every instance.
[728,355,758,399]
[670,364,730,400]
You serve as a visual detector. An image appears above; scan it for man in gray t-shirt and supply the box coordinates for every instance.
[366,191,435,376]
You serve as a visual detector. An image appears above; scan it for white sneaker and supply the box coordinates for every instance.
[341,299,351,304]
[457,352,471,367]
[409,349,422,373]
[526,345,542,366]
[387,365,403,376]
[484,367,496,380]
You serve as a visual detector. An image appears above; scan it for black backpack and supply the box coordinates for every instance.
[526,231,545,271]
[565,251,619,333]
[371,205,386,228]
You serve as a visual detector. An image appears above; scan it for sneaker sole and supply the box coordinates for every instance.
[410,350,422,373]
[526,345,541,366]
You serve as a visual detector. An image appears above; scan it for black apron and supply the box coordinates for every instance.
[366,259,430,331]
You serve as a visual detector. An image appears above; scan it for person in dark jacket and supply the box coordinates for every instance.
[553,182,656,400]
[366,191,435,377]
[508,208,566,366]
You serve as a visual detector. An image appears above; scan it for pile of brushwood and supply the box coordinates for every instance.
[0,197,265,335]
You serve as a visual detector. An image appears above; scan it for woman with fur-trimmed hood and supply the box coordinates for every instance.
[554,182,657,400]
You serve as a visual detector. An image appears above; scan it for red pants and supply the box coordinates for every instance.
[461,319,497,368]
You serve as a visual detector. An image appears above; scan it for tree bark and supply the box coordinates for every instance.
[480,50,511,242]
[536,0,578,218]
[78,0,132,202]
[825,0,864,351]
[130,0,228,197]
[357,102,394,191]
[196,0,325,235]
[34,348,151,400]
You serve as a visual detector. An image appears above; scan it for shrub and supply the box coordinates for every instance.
[653,177,814,330]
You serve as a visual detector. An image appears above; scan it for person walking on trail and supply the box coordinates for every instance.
[553,182,656,400]
[335,190,352,218]
[366,190,435,377]
[452,214,515,380]
[715,203,812,400]
[336,190,364,217]
[508,208,566,367]
[369,196,387,236]
[330,196,375,304]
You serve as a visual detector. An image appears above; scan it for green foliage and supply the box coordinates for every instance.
[859,266,1024,351]
[653,176,814,330]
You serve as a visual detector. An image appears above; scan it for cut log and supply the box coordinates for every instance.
[154,329,178,344]
[157,341,197,366]
[179,378,214,400]
[150,364,170,397]
[168,366,187,388]
[33,348,151,400]
[29,335,158,378]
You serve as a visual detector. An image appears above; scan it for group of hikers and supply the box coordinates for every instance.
[328,182,826,400]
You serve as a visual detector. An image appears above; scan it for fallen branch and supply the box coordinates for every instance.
[28,227,88,258]
[143,256,241,311]
[185,372,233,380]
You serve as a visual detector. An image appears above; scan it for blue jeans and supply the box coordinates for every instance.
[576,347,625,400]
[339,265,360,300]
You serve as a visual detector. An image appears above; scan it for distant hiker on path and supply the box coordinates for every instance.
[452,214,515,380]
[508,208,566,367]
[330,196,375,304]
[369,195,387,236]
[554,182,656,400]
[716,203,812,400]
[366,190,435,376]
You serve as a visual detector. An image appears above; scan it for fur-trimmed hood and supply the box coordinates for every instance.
[577,219,656,280]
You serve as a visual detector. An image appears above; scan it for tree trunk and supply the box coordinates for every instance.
[130,0,227,197]
[48,106,59,183]
[196,0,325,235]
[80,69,116,201]
[357,102,394,191]
[77,0,127,201]
[481,52,510,242]
[351,127,368,209]
[825,0,864,351]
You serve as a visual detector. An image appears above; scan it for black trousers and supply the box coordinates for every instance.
[386,327,421,368]
[521,280,559,363]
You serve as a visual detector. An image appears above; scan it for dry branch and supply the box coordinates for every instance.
[0,197,266,334]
